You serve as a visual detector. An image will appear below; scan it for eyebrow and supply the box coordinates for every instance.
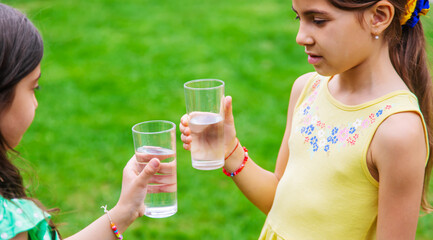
[292,6,329,16]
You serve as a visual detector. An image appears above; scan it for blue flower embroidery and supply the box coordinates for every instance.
[310,136,319,152]
[327,135,338,144]
[376,109,383,117]
[310,136,318,145]
[331,127,339,135]
[306,124,315,135]
[300,126,306,134]
[324,145,330,152]
[349,127,356,134]
[303,106,311,115]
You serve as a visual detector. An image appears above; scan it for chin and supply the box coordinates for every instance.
[313,65,338,77]
[5,137,22,149]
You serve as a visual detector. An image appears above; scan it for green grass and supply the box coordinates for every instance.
[4,0,433,239]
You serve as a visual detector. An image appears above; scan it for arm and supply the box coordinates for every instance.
[65,157,160,240]
[180,72,313,214]
[370,112,427,240]
[223,73,312,214]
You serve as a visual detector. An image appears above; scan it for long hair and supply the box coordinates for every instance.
[329,0,433,213]
[0,3,62,238]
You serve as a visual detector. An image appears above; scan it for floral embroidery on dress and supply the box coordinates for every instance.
[298,103,394,153]
[296,78,394,153]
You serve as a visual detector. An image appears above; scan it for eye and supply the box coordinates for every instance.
[34,85,40,91]
[294,15,300,21]
[312,18,327,25]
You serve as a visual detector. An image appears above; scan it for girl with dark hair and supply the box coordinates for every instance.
[180,0,432,239]
[0,3,161,240]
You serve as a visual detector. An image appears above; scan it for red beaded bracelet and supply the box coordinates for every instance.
[222,146,248,177]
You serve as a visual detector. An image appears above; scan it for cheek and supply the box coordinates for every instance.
[0,106,35,148]
[325,29,371,67]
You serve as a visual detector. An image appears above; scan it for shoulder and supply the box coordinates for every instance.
[374,112,426,153]
[372,112,427,178]
[0,197,47,240]
[289,72,316,103]
[291,72,316,94]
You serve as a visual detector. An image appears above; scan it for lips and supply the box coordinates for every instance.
[306,51,322,65]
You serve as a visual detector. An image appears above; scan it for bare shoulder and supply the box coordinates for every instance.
[372,111,427,176]
[374,112,426,151]
[291,72,315,95]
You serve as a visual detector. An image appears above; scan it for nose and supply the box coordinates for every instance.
[296,23,314,46]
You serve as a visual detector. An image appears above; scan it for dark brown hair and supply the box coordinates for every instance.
[329,0,433,213]
[0,3,62,238]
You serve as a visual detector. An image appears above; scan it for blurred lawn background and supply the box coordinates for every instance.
[4,0,433,239]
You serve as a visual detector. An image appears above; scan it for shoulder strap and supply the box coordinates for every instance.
[294,73,329,110]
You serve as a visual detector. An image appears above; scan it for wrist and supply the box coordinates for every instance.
[110,204,137,233]
[223,144,249,177]
[225,138,239,160]
[223,140,245,172]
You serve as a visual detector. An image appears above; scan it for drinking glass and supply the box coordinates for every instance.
[184,79,225,170]
[132,120,177,218]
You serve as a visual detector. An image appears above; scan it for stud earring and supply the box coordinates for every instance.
[374,35,379,40]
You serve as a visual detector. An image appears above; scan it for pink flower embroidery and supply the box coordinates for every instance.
[361,119,370,128]
[347,134,359,146]
[338,127,350,142]
[369,114,376,124]
[312,79,321,90]
[316,121,325,128]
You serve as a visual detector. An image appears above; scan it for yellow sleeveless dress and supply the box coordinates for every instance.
[259,73,429,240]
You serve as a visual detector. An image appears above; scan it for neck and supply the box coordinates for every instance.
[328,43,408,105]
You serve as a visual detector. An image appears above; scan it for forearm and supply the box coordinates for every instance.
[224,142,279,214]
[65,204,136,240]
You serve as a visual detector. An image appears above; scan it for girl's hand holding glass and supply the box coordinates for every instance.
[180,96,238,164]
[115,156,161,219]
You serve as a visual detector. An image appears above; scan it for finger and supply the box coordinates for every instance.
[147,174,177,185]
[224,96,234,125]
[181,133,192,143]
[179,123,186,134]
[179,123,191,136]
[183,143,191,151]
[137,161,176,174]
[135,147,175,163]
[137,158,160,186]
[147,183,177,193]
[179,125,191,136]
[180,114,190,127]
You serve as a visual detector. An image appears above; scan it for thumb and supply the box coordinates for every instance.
[224,96,234,124]
[137,158,160,185]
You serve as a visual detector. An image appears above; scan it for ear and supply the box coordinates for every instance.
[367,0,395,36]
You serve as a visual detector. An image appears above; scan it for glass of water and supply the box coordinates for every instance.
[184,79,225,170]
[132,120,177,218]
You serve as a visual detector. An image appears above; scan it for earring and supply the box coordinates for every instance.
[374,35,379,40]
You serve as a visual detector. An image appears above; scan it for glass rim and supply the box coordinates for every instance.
[184,79,225,90]
[132,120,176,135]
